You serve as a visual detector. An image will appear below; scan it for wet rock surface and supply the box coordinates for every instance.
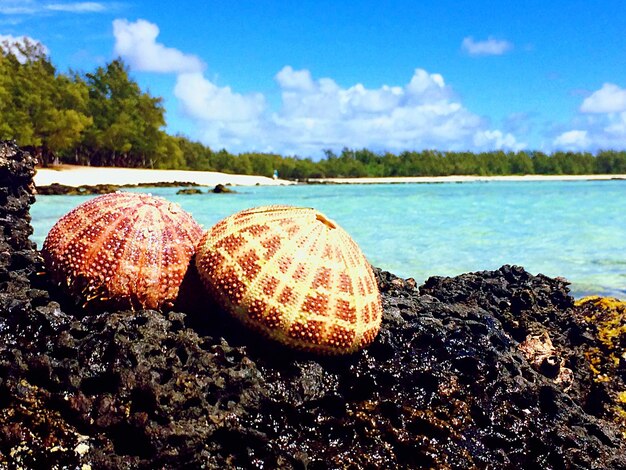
[176,188,204,195]
[36,181,202,195]
[211,183,236,194]
[1,141,625,469]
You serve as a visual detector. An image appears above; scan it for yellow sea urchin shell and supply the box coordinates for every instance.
[195,205,382,355]
[42,192,204,311]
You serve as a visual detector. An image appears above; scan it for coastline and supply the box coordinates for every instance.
[34,165,626,188]
[34,164,293,187]
[308,174,626,184]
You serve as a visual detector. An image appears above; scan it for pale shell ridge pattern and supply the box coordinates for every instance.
[42,192,204,310]
[195,205,382,354]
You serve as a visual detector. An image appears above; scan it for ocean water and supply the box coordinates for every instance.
[30,180,626,299]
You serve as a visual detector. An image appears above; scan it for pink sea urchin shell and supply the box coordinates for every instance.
[195,205,382,355]
[42,192,204,311]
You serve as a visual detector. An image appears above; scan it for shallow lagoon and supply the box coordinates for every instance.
[30,180,626,299]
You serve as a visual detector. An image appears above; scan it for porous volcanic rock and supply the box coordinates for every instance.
[1,141,625,469]
[211,183,236,194]
[36,181,202,196]
[176,188,203,195]
[36,182,123,195]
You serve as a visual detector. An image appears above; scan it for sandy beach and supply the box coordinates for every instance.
[309,174,626,184]
[33,165,626,187]
[34,164,293,187]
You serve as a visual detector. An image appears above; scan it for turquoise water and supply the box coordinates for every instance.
[30,180,626,299]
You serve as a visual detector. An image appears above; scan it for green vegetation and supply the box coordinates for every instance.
[2,39,626,178]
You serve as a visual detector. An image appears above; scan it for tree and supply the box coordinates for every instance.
[177,136,215,171]
[509,151,534,175]
[0,39,91,165]
[0,51,14,138]
[154,134,185,169]
[82,59,166,167]
[595,150,626,174]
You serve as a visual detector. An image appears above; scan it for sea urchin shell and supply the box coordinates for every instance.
[42,192,204,311]
[195,205,382,355]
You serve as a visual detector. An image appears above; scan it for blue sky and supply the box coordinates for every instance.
[1,0,625,157]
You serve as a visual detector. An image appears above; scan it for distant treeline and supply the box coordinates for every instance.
[2,39,626,179]
[178,145,626,179]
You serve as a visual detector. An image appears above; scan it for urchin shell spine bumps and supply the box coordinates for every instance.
[42,192,204,311]
[195,205,382,355]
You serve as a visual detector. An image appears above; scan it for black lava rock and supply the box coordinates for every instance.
[176,188,204,195]
[37,181,202,195]
[1,141,625,469]
[36,183,122,195]
[211,184,236,193]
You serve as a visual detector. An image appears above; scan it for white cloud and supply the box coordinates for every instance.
[576,112,626,149]
[269,67,472,153]
[107,19,524,155]
[0,34,48,62]
[113,19,205,73]
[462,36,513,56]
[580,83,626,113]
[174,72,265,122]
[0,0,38,14]
[46,2,106,13]
[173,72,268,151]
[474,130,520,149]
[604,112,626,136]
[553,130,590,149]
[275,66,315,92]
[551,83,626,151]
[174,66,524,155]
[271,67,523,154]
[0,1,107,15]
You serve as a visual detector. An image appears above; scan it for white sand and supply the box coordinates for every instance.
[34,166,626,187]
[34,165,293,187]
[308,174,626,184]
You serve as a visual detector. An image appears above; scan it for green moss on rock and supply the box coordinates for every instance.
[576,296,626,437]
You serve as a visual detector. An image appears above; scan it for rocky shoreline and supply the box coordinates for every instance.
[36,181,237,196]
[1,141,626,469]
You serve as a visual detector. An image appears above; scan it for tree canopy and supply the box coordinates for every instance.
[1,39,626,178]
